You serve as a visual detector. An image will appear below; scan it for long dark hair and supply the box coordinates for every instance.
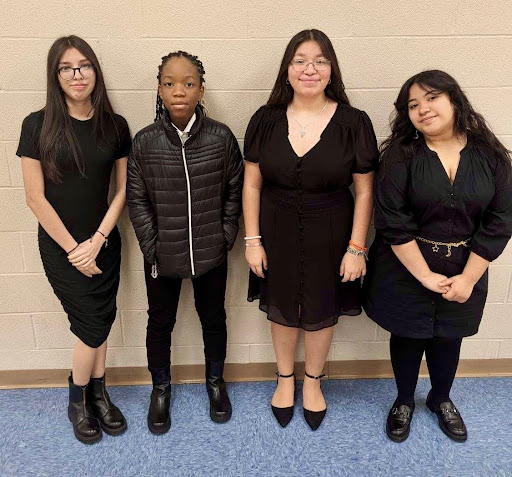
[381,69,511,173]
[267,29,350,107]
[40,35,116,183]
[154,50,206,122]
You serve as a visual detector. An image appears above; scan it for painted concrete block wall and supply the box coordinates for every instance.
[1,0,511,370]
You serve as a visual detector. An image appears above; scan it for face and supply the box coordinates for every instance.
[407,83,456,138]
[287,40,331,98]
[57,48,96,103]
[158,57,204,126]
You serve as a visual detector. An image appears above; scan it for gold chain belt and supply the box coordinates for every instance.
[415,236,470,257]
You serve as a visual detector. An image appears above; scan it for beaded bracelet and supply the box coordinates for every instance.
[349,240,368,252]
[245,242,262,247]
[92,230,109,248]
[346,245,368,260]
[244,235,262,241]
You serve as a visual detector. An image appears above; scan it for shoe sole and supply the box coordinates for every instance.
[210,406,232,423]
[147,416,171,435]
[101,421,127,436]
[73,427,102,444]
[426,401,467,442]
[386,425,410,443]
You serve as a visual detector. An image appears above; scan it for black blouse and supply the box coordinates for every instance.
[375,138,512,262]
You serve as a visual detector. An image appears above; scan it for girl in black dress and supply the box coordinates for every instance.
[17,36,131,444]
[243,30,378,430]
[364,70,512,442]
[127,51,242,433]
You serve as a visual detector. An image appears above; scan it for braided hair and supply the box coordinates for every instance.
[155,50,206,122]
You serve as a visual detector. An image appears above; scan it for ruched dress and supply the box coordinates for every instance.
[363,138,512,338]
[244,104,378,331]
[16,110,131,348]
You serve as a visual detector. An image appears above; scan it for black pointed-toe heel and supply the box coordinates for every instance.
[303,371,326,431]
[271,372,296,428]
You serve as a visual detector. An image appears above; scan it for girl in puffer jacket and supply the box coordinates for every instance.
[127,51,243,434]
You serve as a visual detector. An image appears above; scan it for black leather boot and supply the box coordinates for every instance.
[148,377,171,434]
[68,374,102,444]
[206,360,232,423]
[88,375,127,436]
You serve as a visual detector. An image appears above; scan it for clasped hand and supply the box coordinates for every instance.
[422,272,475,303]
[67,237,103,278]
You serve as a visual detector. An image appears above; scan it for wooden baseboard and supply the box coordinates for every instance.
[0,359,511,389]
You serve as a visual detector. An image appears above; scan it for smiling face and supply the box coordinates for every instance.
[408,82,456,139]
[287,40,331,99]
[57,47,96,104]
[158,56,204,129]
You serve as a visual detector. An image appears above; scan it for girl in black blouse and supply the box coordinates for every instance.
[17,36,130,444]
[364,70,512,442]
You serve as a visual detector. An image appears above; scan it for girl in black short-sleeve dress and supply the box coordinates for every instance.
[245,104,378,330]
[17,35,130,444]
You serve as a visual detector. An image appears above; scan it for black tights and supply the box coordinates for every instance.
[390,334,463,407]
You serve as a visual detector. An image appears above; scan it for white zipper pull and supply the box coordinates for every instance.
[151,262,158,278]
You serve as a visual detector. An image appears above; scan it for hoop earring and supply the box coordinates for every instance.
[286,79,290,85]
[328,79,331,84]
[413,129,419,140]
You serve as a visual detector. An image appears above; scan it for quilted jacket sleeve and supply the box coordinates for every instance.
[222,132,243,250]
[127,136,158,264]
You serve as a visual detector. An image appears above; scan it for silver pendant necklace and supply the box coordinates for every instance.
[289,100,329,137]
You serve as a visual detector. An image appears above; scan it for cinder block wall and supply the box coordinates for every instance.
[1,1,511,370]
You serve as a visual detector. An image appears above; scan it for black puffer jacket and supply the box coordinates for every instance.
[127,107,243,278]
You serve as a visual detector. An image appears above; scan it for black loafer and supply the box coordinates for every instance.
[426,391,467,442]
[386,402,414,442]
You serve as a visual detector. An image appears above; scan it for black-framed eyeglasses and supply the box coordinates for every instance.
[58,64,95,81]
[290,59,331,72]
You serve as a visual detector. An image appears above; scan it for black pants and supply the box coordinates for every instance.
[144,259,228,374]
[390,334,463,407]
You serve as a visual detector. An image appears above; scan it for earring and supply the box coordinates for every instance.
[286,79,290,85]
[413,129,419,139]
[328,79,331,84]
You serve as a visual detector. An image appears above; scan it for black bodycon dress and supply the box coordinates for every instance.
[16,110,131,348]
[244,104,378,331]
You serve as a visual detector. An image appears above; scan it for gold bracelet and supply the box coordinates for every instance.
[415,236,470,257]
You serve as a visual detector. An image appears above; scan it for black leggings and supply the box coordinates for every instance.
[390,334,463,407]
[144,260,228,377]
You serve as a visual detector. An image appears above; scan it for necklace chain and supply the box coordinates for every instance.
[289,100,329,137]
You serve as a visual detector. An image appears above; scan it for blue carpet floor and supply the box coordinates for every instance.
[1,377,511,477]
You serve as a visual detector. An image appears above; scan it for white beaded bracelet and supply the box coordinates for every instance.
[244,235,262,240]
[245,242,262,247]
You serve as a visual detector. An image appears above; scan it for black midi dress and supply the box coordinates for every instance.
[363,138,512,338]
[16,110,131,348]
[244,104,378,331]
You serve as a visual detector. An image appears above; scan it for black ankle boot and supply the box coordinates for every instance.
[68,374,102,444]
[205,360,232,423]
[148,382,171,434]
[88,375,127,436]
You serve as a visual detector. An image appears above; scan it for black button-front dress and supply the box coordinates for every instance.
[363,138,512,338]
[244,104,378,331]
[16,110,131,348]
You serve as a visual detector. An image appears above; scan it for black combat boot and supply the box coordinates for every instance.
[68,374,102,444]
[205,360,232,423]
[88,375,127,436]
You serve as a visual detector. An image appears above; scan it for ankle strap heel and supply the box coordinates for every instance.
[304,372,325,380]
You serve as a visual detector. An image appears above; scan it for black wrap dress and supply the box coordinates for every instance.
[363,138,512,338]
[16,110,131,348]
[244,104,378,331]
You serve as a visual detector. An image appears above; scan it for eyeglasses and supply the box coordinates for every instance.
[290,59,331,72]
[58,64,95,81]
